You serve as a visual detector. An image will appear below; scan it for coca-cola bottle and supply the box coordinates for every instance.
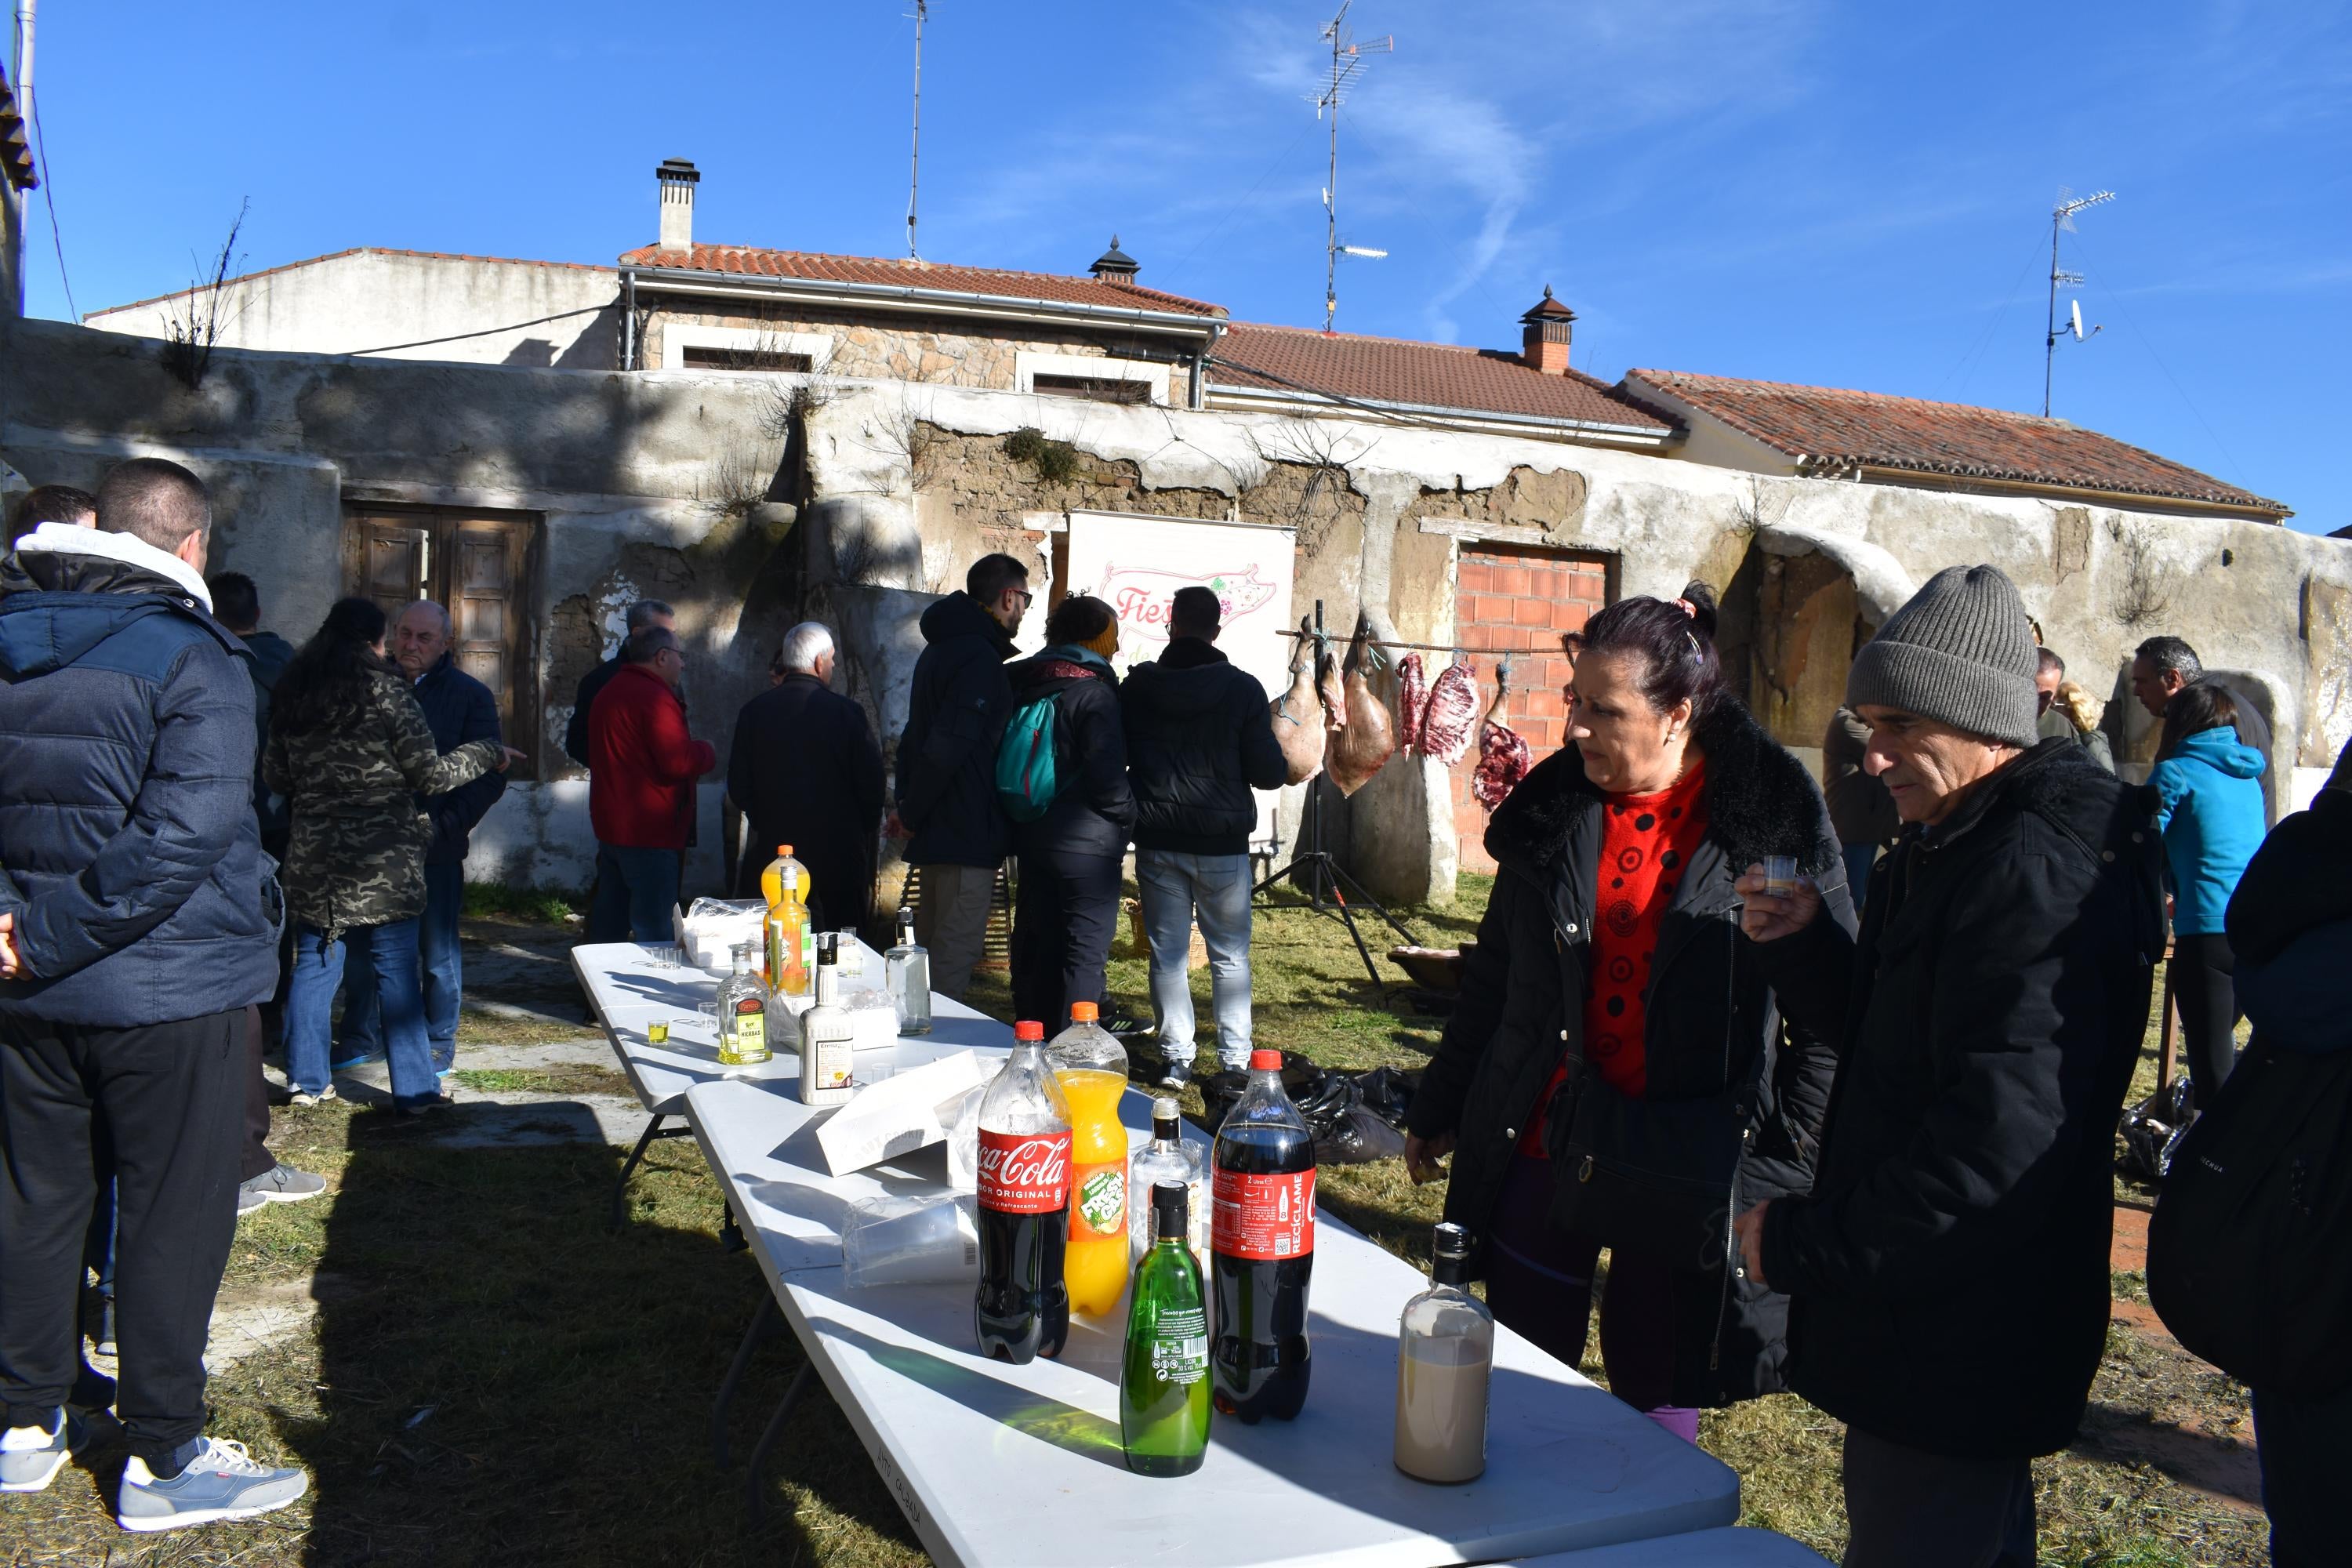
[974,1020,1073,1364]
[1210,1048,1316,1422]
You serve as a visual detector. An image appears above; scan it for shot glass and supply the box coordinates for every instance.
[1762,855,1798,898]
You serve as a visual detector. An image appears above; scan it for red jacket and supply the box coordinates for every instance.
[588,662,716,850]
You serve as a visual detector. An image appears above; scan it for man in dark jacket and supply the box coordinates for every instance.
[339,601,507,1078]
[1733,564,2163,1568]
[2130,633,2274,822]
[205,572,298,855]
[1120,587,1286,1083]
[895,554,1029,1000]
[728,622,886,932]
[563,599,674,768]
[0,459,308,1526]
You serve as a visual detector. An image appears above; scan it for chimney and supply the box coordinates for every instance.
[1088,234,1140,281]
[656,158,699,254]
[1519,285,1575,375]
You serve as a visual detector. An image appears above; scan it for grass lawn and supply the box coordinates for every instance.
[2,876,2267,1566]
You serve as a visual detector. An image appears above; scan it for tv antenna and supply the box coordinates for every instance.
[906,1,928,260]
[2043,186,2113,416]
[1311,3,1392,332]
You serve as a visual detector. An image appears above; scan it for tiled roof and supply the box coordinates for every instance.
[1627,369,2288,516]
[1210,323,1671,434]
[617,243,1226,319]
[1,63,36,193]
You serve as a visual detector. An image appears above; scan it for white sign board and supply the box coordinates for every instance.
[1062,512,1298,699]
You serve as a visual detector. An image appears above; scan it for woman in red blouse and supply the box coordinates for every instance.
[1404,585,1857,1439]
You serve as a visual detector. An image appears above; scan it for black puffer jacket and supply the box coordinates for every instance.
[1004,648,1134,860]
[1120,637,1287,855]
[896,593,1017,868]
[1409,698,1854,1406]
[1755,739,2164,1459]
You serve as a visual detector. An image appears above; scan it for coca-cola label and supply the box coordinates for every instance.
[978,1130,1072,1214]
[1212,1167,1316,1261]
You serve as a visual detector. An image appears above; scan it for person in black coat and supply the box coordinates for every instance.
[1736,565,2165,1568]
[1004,594,1134,1028]
[1403,587,1853,1443]
[1120,586,1287,1083]
[727,622,887,934]
[562,599,675,768]
[895,554,1030,1000]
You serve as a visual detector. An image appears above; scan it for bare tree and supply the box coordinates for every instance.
[160,200,250,391]
[2107,517,2178,629]
[1243,418,1374,554]
[861,384,944,492]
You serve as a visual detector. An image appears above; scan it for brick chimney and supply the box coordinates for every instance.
[1519,285,1575,374]
[656,159,699,254]
[1089,234,1140,281]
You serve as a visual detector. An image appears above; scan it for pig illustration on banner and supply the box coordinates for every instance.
[1102,564,1282,646]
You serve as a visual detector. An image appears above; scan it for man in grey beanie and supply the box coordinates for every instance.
[1729,564,2165,1567]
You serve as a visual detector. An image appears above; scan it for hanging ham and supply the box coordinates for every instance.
[1271,615,1327,786]
[1327,613,1397,797]
[1472,663,1533,810]
[1396,653,1428,754]
[1316,630,1347,731]
[1418,655,1479,767]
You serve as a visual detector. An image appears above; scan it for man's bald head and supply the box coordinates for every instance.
[96,459,212,557]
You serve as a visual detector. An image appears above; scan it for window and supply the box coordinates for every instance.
[1032,372,1152,405]
[343,506,543,780]
[680,344,814,373]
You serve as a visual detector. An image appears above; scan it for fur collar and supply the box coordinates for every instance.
[1484,695,1835,877]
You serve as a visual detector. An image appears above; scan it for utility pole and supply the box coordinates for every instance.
[1313,4,1390,332]
[2044,187,2114,417]
[906,1,927,260]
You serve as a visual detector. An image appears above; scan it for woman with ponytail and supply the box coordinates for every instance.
[1403,582,1857,1435]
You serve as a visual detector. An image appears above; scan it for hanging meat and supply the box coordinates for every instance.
[1327,614,1398,797]
[1396,653,1428,754]
[1417,654,1480,767]
[1316,629,1348,730]
[1472,662,1534,810]
[1270,616,1327,786]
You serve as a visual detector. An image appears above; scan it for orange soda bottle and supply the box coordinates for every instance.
[1048,1000,1131,1317]
[760,844,813,997]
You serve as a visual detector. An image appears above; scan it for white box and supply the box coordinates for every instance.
[814,1049,997,1176]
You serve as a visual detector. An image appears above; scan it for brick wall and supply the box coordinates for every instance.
[1449,544,1611,875]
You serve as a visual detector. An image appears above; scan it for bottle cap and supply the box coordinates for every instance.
[1152,1179,1189,1236]
[1432,1221,1471,1261]
[1069,1001,1098,1022]
[778,844,793,855]
[1014,1020,1044,1041]
[1249,1048,1282,1072]
[1152,1097,1181,1134]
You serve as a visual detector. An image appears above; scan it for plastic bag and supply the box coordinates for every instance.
[841,1192,980,1289]
[2118,1076,2195,1182]
[1203,1055,1419,1167]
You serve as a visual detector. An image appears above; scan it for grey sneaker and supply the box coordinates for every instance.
[241,1164,326,1205]
[287,1085,337,1109]
[118,1438,307,1532]
[1,1406,85,1493]
[237,1187,267,1217]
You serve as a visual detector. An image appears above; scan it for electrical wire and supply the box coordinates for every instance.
[341,303,608,358]
[1933,228,2048,405]
[28,89,75,321]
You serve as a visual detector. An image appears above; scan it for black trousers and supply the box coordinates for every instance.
[1011,849,1122,1028]
[1842,1426,2035,1568]
[2173,931,2241,1110]
[2,1009,244,1464]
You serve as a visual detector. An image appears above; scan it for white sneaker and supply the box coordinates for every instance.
[0,1407,82,1492]
[118,1438,308,1532]
[288,1085,338,1109]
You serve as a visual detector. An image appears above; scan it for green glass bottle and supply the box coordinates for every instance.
[1120,1180,1212,1477]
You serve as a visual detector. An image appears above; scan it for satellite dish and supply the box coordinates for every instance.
[2070,299,2085,340]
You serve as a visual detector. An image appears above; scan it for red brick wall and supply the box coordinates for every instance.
[1449,545,1611,875]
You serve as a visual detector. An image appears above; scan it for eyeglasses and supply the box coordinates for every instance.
[1010,588,1035,608]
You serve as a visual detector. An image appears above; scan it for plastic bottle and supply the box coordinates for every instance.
[715,941,772,1069]
[884,906,932,1036]
[974,1021,1073,1363]
[1210,1048,1316,1423]
[1395,1221,1492,1483]
[797,933,855,1107]
[1049,1001,1131,1318]
[1121,1181,1212,1477]
[1130,1098,1206,1271]
[761,844,813,997]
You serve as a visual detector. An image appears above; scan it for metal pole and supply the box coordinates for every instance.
[907,2,925,260]
[2042,209,2060,419]
[1323,27,1339,332]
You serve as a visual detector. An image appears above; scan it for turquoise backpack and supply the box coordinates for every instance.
[995,692,1064,822]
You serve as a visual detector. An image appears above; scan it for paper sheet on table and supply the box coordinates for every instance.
[815,1049,996,1175]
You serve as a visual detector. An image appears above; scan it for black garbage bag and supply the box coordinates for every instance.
[1202,1057,1417,1166]
[2119,1076,2195,1182]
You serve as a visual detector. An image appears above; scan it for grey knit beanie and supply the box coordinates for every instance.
[1846,564,2040,747]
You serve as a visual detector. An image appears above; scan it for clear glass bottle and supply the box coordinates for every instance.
[1129,1098,1206,1270]
[884,906,931,1036]
[715,941,772,1069]
[1120,1180,1212,1477]
[1394,1221,1492,1483]
[797,933,856,1106]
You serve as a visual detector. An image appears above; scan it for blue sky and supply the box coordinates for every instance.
[22,1,2349,532]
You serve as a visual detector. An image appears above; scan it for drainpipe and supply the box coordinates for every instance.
[1189,321,1222,411]
[620,270,636,370]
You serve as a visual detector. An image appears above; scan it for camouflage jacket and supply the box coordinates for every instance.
[263,669,502,938]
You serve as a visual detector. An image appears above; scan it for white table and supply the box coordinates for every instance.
[683,1073,1744,1568]
[1515,1528,1832,1565]
[572,939,1007,1229]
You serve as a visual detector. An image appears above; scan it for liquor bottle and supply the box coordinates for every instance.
[715,942,771,1069]
[1121,1181,1212,1477]
[974,1021,1073,1363]
[884,906,932,1036]
[1129,1098,1206,1270]
[1048,1002,1130,1318]
[797,933,855,1107]
[761,844,813,997]
[1395,1221,1492,1484]
[1210,1048,1316,1423]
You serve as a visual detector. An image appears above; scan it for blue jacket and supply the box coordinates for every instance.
[0,539,281,1027]
[412,654,506,866]
[2148,727,2267,935]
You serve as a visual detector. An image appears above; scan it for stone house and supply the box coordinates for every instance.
[9,158,2343,909]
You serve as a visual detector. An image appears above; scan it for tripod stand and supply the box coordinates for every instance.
[1254,771,1418,988]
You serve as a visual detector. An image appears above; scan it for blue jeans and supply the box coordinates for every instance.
[590,844,681,944]
[1136,849,1254,1073]
[1842,840,1878,911]
[343,862,466,1074]
[285,920,437,1109]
